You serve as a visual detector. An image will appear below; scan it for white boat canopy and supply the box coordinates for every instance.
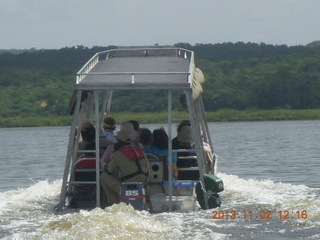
[76,47,205,99]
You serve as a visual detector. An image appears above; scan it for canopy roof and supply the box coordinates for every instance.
[76,47,204,95]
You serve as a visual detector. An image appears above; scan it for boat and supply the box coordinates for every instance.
[55,46,224,213]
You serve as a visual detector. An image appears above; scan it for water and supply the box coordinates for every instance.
[0,121,319,239]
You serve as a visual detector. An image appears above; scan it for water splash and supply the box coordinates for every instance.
[218,172,320,228]
[0,176,319,240]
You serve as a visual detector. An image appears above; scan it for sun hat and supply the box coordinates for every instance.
[115,122,136,143]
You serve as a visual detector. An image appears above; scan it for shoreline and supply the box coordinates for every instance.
[1,109,320,128]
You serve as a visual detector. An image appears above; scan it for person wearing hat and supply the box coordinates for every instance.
[102,115,117,145]
[100,122,149,206]
[100,122,133,169]
[98,116,117,158]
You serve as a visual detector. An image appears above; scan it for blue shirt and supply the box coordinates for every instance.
[144,146,177,164]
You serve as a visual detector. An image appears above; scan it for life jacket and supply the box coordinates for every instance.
[118,147,149,182]
[119,147,145,160]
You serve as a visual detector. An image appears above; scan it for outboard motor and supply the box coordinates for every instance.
[120,182,146,211]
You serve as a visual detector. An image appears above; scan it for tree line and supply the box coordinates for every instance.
[0,42,319,118]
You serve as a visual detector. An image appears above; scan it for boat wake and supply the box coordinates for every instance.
[0,174,319,240]
[219,172,320,208]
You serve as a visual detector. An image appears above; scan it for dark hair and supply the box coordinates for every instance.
[152,128,168,150]
[129,120,139,131]
[139,128,152,146]
[177,120,191,133]
[81,126,95,142]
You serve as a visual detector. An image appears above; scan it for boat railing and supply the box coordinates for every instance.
[99,47,193,59]
[76,53,99,84]
[76,47,194,85]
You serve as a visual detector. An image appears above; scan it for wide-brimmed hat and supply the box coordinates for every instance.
[178,125,193,144]
[116,122,136,143]
[103,116,116,130]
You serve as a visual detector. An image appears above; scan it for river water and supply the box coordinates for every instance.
[0,120,319,239]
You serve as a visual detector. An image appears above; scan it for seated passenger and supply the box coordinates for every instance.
[129,120,141,148]
[172,125,197,168]
[100,123,149,206]
[129,120,140,132]
[100,122,135,169]
[102,115,117,145]
[98,116,117,158]
[172,120,191,148]
[144,128,178,180]
[77,122,95,159]
[138,128,152,148]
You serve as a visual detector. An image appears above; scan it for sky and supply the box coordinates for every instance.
[1,0,319,49]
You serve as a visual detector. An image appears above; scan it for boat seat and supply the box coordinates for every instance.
[70,157,103,208]
[177,155,198,168]
[145,153,167,198]
[146,153,165,183]
[177,166,200,180]
[73,157,98,182]
[177,156,199,180]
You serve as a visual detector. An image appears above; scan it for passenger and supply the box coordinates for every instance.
[144,128,178,180]
[98,116,117,157]
[78,122,95,158]
[172,125,197,168]
[74,122,97,169]
[100,123,149,206]
[102,115,117,145]
[100,121,138,169]
[129,120,140,132]
[98,128,109,157]
[172,120,191,148]
[138,128,152,148]
[129,120,141,147]
[74,140,96,199]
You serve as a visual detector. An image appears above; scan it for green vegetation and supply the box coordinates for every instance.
[1,109,320,128]
[0,42,320,127]
[0,115,71,128]
[206,109,320,122]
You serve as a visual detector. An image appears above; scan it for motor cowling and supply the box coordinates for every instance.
[120,182,146,211]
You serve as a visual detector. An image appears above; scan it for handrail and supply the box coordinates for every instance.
[77,72,190,75]
[172,149,196,153]
[76,47,193,85]
[69,181,97,185]
[76,53,99,84]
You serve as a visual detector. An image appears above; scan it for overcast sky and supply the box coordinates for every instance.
[1,0,319,49]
